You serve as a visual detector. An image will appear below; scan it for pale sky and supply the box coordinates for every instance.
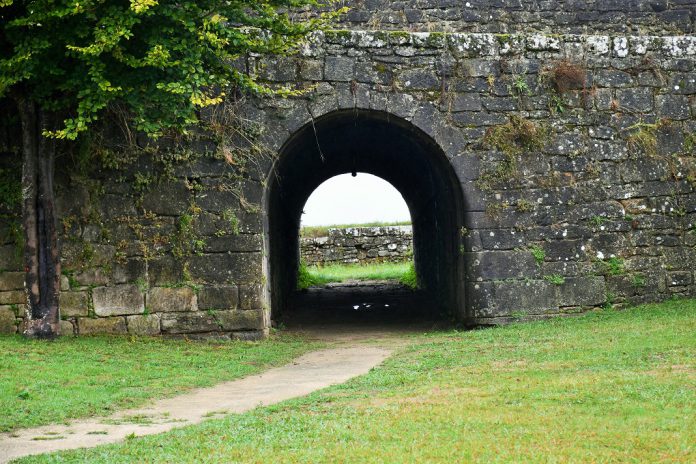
[301,173,411,226]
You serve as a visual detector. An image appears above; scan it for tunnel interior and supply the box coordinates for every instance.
[266,109,466,326]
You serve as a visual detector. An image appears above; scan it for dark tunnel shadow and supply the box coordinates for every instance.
[265,110,467,332]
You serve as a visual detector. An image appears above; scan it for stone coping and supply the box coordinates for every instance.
[297,30,696,58]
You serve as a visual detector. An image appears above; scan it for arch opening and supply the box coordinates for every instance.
[266,109,467,327]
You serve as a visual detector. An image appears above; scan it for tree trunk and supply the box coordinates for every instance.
[17,98,61,338]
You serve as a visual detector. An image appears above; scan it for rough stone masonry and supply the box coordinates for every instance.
[301,226,413,265]
[0,1,695,336]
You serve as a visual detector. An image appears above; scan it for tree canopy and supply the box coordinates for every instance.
[0,0,338,139]
[0,0,340,338]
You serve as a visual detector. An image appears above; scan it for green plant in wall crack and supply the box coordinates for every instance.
[221,208,241,236]
[172,202,206,261]
[590,215,607,227]
[483,115,547,156]
[478,115,548,190]
[509,74,531,97]
[632,273,646,288]
[626,121,666,158]
[684,132,696,155]
[544,274,565,285]
[604,257,625,276]
[516,199,534,212]
[530,245,546,266]
[603,292,616,310]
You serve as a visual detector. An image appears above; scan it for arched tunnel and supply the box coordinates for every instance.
[265,109,467,326]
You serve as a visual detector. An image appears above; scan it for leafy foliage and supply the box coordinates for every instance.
[0,0,341,139]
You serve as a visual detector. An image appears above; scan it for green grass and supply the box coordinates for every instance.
[298,261,414,288]
[18,299,696,463]
[301,221,411,239]
[0,334,317,432]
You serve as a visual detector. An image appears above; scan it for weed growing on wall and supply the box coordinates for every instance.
[530,245,546,266]
[627,122,660,158]
[484,115,546,155]
[478,115,548,191]
[544,274,566,285]
[549,60,587,94]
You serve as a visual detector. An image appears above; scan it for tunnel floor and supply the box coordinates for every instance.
[281,280,448,336]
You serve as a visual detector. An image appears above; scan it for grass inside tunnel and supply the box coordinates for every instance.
[298,261,416,289]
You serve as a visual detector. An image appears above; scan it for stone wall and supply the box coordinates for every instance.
[0,28,695,335]
[325,0,696,34]
[301,226,413,264]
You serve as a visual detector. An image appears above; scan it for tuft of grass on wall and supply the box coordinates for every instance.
[300,221,411,239]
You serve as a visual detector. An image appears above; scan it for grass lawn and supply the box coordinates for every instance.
[18,299,696,463]
[0,334,317,432]
[300,261,416,288]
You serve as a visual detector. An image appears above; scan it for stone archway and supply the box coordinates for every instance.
[265,109,467,324]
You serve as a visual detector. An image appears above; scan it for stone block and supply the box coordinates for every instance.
[60,291,89,317]
[298,59,323,81]
[0,272,24,291]
[198,286,239,310]
[59,320,75,336]
[73,268,110,287]
[127,314,161,336]
[92,285,145,316]
[78,317,127,335]
[112,259,147,285]
[617,88,653,112]
[0,307,17,334]
[0,290,25,305]
[141,181,191,216]
[466,251,540,281]
[479,230,525,250]
[324,56,355,82]
[668,272,692,287]
[655,94,690,119]
[148,287,198,313]
[148,257,184,286]
[215,310,265,331]
[239,285,264,310]
[187,252,263,284]
[161,312,220,334]
[231,330,267,341]
[442,93,482,112]
[398,68,440,90]
[557,277,606,307]
[469,280,558,317]
[0,245,21,271]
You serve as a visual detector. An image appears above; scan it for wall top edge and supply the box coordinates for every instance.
[294,30,696,58]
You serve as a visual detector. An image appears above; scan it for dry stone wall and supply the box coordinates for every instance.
[301,226,413,264]
[1,22,696,334]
